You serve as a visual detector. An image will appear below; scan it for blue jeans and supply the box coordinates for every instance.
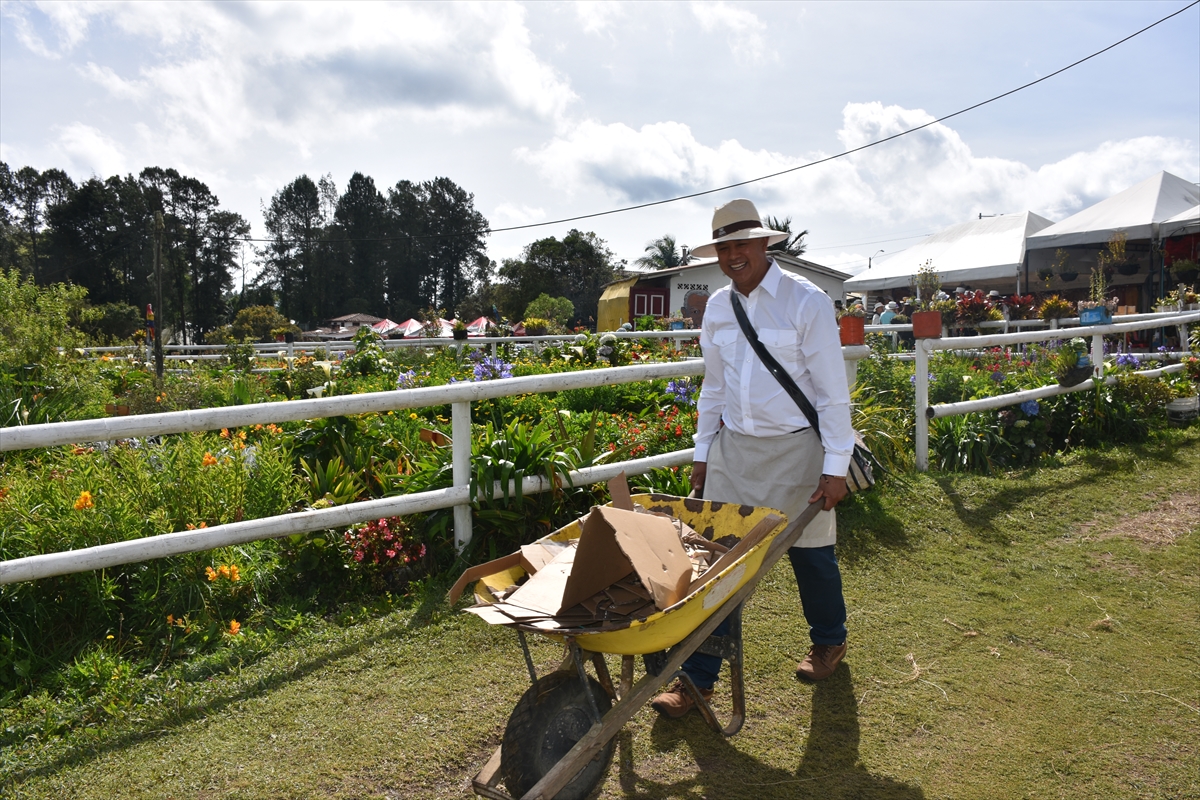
[681,545,847,690]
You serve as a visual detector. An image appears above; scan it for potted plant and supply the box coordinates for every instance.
[1078,266,1116,325]
[837,304,866,346]
[1169,258,1198,285]
[911,259,944,338]
[955,290,1002,328]
[1054,249,1078,283]
[1054,337,1093,387]
[1005,294,1037,321]
[1100,231,1139,276]
[452,319,469,340]
[1039,294,1073,323]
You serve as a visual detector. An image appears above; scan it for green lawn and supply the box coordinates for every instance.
[5,429,1198,800]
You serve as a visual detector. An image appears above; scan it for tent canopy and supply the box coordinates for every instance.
[1026,171,1200,249]
[1160,203,1200,238]
[844,212,1051,292]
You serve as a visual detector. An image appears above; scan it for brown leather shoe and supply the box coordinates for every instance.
[796,642,847,681]
[651,680,714,718]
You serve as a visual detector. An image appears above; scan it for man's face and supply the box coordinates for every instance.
[715,236,771,294]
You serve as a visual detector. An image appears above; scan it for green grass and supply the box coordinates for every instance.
[4,429,1199,799]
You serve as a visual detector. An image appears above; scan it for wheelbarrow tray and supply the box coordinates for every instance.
[468,493,789,655]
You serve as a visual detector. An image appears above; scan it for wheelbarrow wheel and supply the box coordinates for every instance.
[501,669,614,800]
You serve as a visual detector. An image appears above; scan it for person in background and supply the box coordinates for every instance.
[871,302,885,325]
[879,302,898,325]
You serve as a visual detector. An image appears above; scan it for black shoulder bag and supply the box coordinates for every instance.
[729,292,876,492]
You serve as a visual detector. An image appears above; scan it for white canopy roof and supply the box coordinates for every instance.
[1026,171,1200,249]
[1159,203,1200,237]
[844,211,1052,292]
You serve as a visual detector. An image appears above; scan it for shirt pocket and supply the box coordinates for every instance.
[709,328,738,356]
[758,328,800,368]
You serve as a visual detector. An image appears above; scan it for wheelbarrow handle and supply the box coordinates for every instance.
[519,501,824,800]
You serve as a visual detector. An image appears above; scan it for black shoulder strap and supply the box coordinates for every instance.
[729,292,822,440]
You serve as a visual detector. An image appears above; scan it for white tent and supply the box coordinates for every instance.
[1159,203,1200,238]
[844,212,1052,292]
[1026,171,1200,249]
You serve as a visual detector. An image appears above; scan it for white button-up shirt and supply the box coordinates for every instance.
[694,259,855,477]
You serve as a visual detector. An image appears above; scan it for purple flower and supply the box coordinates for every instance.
[1020,400,1039,416]
[396,369,418,389]
[472,356,513,381]
[665,378,698,406]
[1116,353,1141,368]
[991,371,1005,383]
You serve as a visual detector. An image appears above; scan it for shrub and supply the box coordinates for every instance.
[524,294,574,327]
[231,305,291,342]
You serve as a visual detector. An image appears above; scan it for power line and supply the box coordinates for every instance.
[231,0,1196,246]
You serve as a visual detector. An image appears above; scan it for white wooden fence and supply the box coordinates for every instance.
[913,310,1200,471]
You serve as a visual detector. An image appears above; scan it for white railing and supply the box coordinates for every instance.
[913,311,1199,471]
[1,346,875,585]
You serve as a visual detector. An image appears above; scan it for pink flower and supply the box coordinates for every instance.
[354,551,364,562]
[385,549,397,559]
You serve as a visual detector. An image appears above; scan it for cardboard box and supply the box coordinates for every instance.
[504,504,692,616]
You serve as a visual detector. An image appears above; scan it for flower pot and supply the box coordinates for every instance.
[1059,271,1078,283]
[1115,260,1139,276]
[838,316,865,346]
[1079,307,1112,326]
[452,329,468,340]
[1057,365,1093,387]
[911,310,942,339]
[105,403,130,416]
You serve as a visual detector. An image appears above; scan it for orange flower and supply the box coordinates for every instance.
[166,614,175,625]
[220,428,230,439]
[205,566,218,581]
[218,565,231,579]
[201,452,218,467]
[229,565,240,581]
[74,490,94,510]
[228,620,241,636]
[0,487,8,502]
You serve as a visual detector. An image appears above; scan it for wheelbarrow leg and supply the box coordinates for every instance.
[666,605,746,737]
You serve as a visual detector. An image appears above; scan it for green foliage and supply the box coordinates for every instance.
[338,327,394,378]
[75,301,143,344]
[0,268,89,369]
[520,317,553,336]
[231,305,291,342]
[523,293,574,326]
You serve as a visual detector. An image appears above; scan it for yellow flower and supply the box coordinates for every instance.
[74,490,94,510]
[409,413,418,420]
[218,565,231,579]
[228,619,241,636]
[220,428,230,439]
[201,452,218,467]
[230,565,240,582]
[205,566,217,581]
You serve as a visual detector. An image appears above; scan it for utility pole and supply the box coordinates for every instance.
[154,212,165,380]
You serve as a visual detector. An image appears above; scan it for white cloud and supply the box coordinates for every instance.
[52,122,127,177]
[519,101,1198,240]
[493,202,547,227]
[690,1,776,66]
[17,2,578,161]
[575,1,624,36]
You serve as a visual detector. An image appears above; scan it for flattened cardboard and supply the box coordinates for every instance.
[502,544,577,615]
[607,472,634,511]
[687,514,783,596]
[448,552,522,604]
[519,540,570,574]
[563,505,691,611]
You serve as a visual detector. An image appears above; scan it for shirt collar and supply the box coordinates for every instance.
[753,258,783,299]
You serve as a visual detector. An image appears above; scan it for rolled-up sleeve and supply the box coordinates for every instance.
[693,322,726,462]
[798,295,855,476]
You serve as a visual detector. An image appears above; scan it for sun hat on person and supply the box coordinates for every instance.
[874,302,885,310]
[885,301,898,310]
[689,198,790,257]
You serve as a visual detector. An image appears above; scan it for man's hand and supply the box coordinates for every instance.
[690,461,707,498]
[809,474,848,511]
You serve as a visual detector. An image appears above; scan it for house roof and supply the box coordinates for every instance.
[329,313,384,325]
[844,211,1052,292]
[1026,171,1200,249]
[625,253,850,282]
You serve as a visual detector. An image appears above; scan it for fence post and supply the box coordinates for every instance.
[915,339,930,472]
[452,400,473,553]
[1091,332,1104,381]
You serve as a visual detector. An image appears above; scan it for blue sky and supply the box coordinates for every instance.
[2,1,1197,275]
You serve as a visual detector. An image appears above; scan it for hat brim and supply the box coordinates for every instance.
[689,228,789,258]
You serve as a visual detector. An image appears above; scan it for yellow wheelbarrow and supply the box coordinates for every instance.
[460,493,823,800]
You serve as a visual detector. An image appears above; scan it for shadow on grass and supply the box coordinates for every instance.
[621,666,923,799]
[931,432,1199,542]
[833,484,913,568]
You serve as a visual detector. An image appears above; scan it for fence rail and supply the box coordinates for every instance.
[913,310,1199,470]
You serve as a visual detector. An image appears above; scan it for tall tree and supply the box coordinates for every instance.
[332,172,388,316]
[259,175,324,325]
[4,166,74,283]
[762,215,808,257]
[634,234,689,270]
[497,229,616,328]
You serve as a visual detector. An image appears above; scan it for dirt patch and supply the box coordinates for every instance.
[1078,491,1200,546]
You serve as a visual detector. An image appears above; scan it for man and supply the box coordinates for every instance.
[879,301,898,325]
[651,198,855,718]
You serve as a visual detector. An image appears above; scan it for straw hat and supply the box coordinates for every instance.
[885,301,898,310]
[689,199,789,257]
